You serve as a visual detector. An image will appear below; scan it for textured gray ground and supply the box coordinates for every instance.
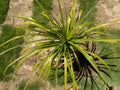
[0,0,120,90]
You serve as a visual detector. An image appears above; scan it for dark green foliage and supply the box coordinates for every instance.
[0,24,24,81]
[98,29,120,87]
[0,0,9,24]
[18,81,40,90]
[32,0,52,25]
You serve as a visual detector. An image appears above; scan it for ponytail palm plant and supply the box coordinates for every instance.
[1,0,120,89]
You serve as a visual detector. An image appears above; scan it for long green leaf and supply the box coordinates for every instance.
[79,8,94,23]
[58,0,65,27]
[63,44,67,90]
[86,51,111,70]
[17,15,36,22]
[0,35,24,47]
[81,20,120,35]
[76,9,82,22]
[68,51,78,89]
[0,44,22,56]
[70,0,76,18]
[14,48,40,72]
[35,0,44,11]
[42,12,60,29]
[21,21,49,31]
[66,0,76,39]
[72,38,120,43]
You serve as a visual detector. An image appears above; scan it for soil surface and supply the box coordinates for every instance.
[0,0,120,90]
[0,0,33,90]
[96,0,120,28]
[3,0,33,26]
